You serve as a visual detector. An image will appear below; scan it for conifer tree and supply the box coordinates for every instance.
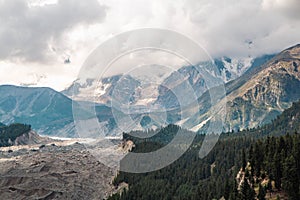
[257,183,266,200]
[283,155,299,200]
[240,177,255,200]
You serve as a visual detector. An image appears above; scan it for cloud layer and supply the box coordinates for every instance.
[0,0,300,90]
[0,0,106,63]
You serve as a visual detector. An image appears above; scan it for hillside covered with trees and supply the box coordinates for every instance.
[0,123,31,147]
[235,133,300,200]
[109,100,300,200]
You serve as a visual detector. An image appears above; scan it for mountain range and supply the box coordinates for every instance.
[1,44,299,137]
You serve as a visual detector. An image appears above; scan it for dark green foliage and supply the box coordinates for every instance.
[282,155,299,200]
[229,180,239,200]
[247,134,300,199]
[257,183,266,200]
[110,125,257,200]
[110,125,254,199]
[224,179,230,200]
[241,148,246,172]
[109,100,300,200]
[0,123,31,147]
[240,176,255,200]
[123,124,181,147]
[267,180,272,192]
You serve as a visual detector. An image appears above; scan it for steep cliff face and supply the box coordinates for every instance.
[224,44,300,131]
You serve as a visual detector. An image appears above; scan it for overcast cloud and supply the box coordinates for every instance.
[0,0,299,90]
[0,0,106,63]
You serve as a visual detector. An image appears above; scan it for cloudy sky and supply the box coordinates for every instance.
[0,0,299,90]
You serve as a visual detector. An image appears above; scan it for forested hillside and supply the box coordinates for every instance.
[0,123,31,147]
[109,100,300,200]
[235,134,300,200]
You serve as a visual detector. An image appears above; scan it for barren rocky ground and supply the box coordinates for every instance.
[0,141,126,200]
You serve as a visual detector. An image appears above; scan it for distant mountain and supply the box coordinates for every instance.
[63,57,268,108]
[0,85,76,137]
[156,55,275,109]
[0,85,121,137]
[189,44,300,132]
[61,55,274,133]
[63,75,122,104]
[62,75,141,105]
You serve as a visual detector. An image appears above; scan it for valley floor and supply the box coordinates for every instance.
[0,139,124,200]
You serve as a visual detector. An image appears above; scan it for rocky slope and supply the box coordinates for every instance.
[190,44,300,132]
[224,44,300,131]
[156,55,275,110]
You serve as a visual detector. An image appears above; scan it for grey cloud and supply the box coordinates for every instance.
[262,0,300,20]
[182,0,300,58]
[0,0,107,63]
[1,0,300,90]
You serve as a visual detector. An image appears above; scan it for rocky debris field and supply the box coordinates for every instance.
[0,142,119,200]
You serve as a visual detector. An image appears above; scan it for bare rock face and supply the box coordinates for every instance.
[224,44,300,131]
[118,140,135,152]
[0,143,116,200]
[190,44,300,133]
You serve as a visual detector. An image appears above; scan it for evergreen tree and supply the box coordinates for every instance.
[267,179,272,193]
[273,152,282,190]
[253,142,262,177]
[282,155,299,200]
[257,183,266,200]
[249,145,255,175]
[229,180,239,200]
[242,149,246,172]
[224,179,230,200]
[240,177,255,200]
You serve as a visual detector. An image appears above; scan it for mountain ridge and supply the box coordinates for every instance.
[0,85,76,137]
[192,43,300,132]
